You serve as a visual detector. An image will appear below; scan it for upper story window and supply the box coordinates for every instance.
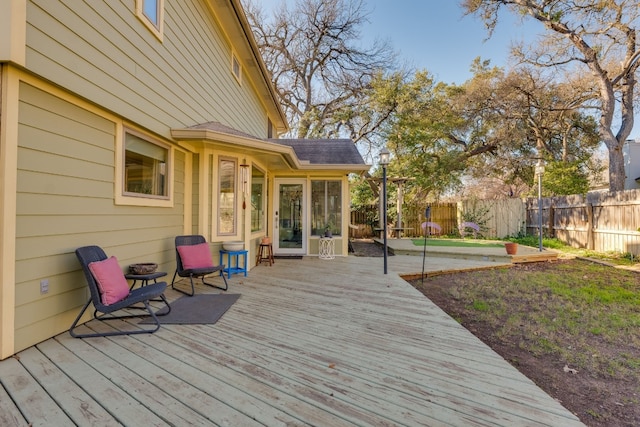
[136,0,164,40]
[231,52,242,83]
[123,130,169,199]
[218,158,237,235]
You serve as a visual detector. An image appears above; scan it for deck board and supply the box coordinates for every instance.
[0,355,74,426]
[1,253,585,426]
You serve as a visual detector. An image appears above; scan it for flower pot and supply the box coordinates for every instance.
[223,241,244,251]
[505,242,518,255]
[261,236,271,245]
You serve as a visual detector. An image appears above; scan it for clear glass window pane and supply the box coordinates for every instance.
[218,159,236,235]
[251,167,264,232]
[311,180,342,235]
[124,132,168,197]
[143,0,159,26]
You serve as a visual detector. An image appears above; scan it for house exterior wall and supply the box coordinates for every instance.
[0,0,362,358]
[25,0,270,140]
[267,171,351,257]
[13,78,188,353]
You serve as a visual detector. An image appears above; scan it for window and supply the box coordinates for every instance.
[136,0,164,40]
[311,180,342,236]
[218,158,237,235]
[123,130,169,199]
[251,167,265,232]
[231,52,242,83]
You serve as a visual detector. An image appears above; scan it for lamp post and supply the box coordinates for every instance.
[535,159,545,252]
[379,148,390,274]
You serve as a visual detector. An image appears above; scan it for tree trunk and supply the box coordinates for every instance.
[607,142,627,192]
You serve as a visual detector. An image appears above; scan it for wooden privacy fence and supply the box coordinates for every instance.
[350,203,458,238]
[457,198,525,238]
[526,189,640,255]
[351,189,640,255]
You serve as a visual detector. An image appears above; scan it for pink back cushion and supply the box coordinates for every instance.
[88,256,130,305]
[177,243,214,269]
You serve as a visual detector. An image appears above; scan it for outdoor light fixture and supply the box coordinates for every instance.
[379,147,390,274]
[535,159,545,252]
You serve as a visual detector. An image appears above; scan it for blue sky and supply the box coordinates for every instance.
[253,0,638,140]
[254,0,542,84]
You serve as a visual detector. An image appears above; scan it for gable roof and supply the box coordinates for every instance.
[270,139,366,166]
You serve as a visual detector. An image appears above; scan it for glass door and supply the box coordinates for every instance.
[274,179,306,254]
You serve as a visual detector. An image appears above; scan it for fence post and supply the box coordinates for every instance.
[548,202,555,238]
[586,202,594,250]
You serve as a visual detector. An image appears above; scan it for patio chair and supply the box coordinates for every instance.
[171,235,228,296]
[459,222,480,238]
[421,221,442,237]
[70,245,171,338]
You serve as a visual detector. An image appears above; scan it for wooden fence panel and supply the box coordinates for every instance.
[349,202,458,238]
[351,189,640,255]
[459,198,525,238]
[526,189,640,255]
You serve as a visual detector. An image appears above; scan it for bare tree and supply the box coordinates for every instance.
[463,0,640,192]
[243,0,397,146]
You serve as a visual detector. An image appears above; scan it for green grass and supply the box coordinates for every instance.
[416,258,640,381]
[411,238,504,248]
[413,235,640,266]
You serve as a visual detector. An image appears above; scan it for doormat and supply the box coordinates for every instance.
[273,255,303,259]
[140,293,240,324]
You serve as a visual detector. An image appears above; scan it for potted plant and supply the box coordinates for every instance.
[324,222,333,238]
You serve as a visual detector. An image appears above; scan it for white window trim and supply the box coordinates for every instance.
[115,126,174,207]
[135,0,164,41]
[217,156,238,236]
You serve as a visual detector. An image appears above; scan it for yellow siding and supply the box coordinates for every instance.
[25,0,269,140]
[14,82,186,352]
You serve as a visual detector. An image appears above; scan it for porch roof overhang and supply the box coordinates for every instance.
[171,122,371,174]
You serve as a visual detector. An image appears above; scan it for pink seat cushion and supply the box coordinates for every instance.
[88,256,130,305]
[177,243,214,269]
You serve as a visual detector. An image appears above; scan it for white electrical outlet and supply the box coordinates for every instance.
[40,279,49,294]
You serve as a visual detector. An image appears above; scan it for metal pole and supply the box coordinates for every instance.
[538,170,543,252]
[383,165,388,274]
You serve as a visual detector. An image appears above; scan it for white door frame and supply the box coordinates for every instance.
[274,178,307,255]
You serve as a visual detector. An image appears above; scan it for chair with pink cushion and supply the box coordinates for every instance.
[70,245,170,338]
[172,235,228,296]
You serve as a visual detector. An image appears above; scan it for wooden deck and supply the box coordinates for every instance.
[0,254,584,426]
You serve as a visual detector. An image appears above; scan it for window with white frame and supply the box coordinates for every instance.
[136,0,164,39]
[311,180,342,236]
[218,158,237,235]
[123,130,169,199]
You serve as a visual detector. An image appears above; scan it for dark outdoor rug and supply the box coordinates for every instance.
[140,293,240,324]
